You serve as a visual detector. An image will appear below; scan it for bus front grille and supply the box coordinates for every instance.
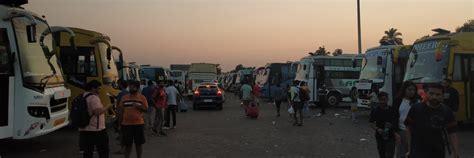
[50,98,68,113]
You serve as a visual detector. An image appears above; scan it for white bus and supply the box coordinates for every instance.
[0,1,72,139]
[295,54,363,106]
[187,63,218,95]
[356,45,412,108]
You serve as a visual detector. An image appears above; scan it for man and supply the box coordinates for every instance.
[152,80,167,136]
[300,81,310,118]
[405,84,459,158]
[290,80,303,126]
[142,80,156,129]
[369,92,398,158]
[273,84,285,117]
[240,81,254,116]
[118,81,148,158]
[442,79,459,113]
[252,82,261,106]
[79,80,112,158]
[139,79,147,92]
[164,80,181,129]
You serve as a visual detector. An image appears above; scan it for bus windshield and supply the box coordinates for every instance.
[13,17,64,90]
[141,68,166,81]
[404,41,449,83]
[170,71,182,77]
[359,49,388,82]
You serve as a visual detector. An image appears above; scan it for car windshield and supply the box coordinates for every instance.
[13,17,64,89]
[359,49,388,81]
[404,40,449,83]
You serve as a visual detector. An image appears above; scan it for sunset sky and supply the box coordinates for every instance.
[25,0,473,71]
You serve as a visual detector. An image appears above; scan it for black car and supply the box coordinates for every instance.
[192,84,224,110]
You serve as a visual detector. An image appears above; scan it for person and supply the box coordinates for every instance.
[442,79,459,113]
[152,80,167,136]
[240,81,254,116]
[369,91,398,158]
[350,87,359,123]
[300,81,310,118]
[79,80,112,158]
[273,84,285,117]
[252,82,261,106]
[405,84,459,158]
[370,85,380,109]
[141,80,156,129]
[114,80,129,155]
[316,84,327,117]
[164,80,181,129]
[393,81,420,158]
[290,80,303,126]
[139,79,147,92]
[118,81,149,158]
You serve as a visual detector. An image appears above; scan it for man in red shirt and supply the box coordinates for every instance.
[152,81,167,136]
[252,82,261,105]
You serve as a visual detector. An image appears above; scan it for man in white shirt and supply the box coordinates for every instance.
[164,80,181,129]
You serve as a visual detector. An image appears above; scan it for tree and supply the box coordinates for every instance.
[456,19,474,32]
[313,46,330,56]
[379,28,403,45]
[332,49,343,56]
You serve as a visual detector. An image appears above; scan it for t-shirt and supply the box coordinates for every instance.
[117,89,129,104]
[153,87,167,109]
[405,103,457,157]
[398,99,412,130]
[118,94,148,125]
[79,92,106,131]
[165,86,180,106]
[290,86,300,102]
[252,85,261,97]
[369,105,398,139]
[240,84,253,101]
[369,92,378,104]
[142,85,156,106]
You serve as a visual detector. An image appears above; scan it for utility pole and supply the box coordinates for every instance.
[357,0,362,54]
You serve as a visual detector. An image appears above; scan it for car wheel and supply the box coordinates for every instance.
[327,92,341,107]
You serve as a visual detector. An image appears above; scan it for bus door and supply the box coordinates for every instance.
[0,28,12,137]
[453,54,474,121]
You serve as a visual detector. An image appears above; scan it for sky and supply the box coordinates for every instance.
[25,0,473,71]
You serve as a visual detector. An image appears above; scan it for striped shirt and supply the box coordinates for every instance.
[118,94,148,125]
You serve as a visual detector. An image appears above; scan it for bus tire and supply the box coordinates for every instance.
[327,92,341,107]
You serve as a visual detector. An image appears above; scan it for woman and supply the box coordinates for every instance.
[393,81,420,158]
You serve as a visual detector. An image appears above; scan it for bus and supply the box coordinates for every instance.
[111,46,130,81]
[295,55,362,106]
[356,45,412,108]
[0,1,72,139]
[404,29,474,122]
[54,27,120,121]
[140,65,168,83]
[256,62,298,100]
[127,62,141,81]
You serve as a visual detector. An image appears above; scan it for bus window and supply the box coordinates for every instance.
[0,28,10,127]
[453,55,463,81]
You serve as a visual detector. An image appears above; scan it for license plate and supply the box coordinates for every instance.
[53,118,66,127]
[204,99,213,102]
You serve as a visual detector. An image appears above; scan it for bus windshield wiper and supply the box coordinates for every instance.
[39,73,56,90]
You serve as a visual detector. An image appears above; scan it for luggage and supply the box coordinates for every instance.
[179,98,188,112]
[246,104,259,118]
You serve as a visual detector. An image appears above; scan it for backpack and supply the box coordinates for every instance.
[70,93,94,128]
[299,88,310,102]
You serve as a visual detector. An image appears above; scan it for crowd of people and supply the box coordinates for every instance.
[76,77,461,158]
[77,79,184,158]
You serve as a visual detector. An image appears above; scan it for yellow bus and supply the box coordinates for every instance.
[53,27,120,120]
[404,29,474,122]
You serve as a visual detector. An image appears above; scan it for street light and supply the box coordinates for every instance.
[357,0,362,54]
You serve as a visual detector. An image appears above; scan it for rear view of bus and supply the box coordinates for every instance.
[404,29,474,122]
[0,1,71,139]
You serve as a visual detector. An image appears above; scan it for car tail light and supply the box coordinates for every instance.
[194,90,200,97]
[217,90,222,97]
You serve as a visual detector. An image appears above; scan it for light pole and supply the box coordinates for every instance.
[357,0,362,54]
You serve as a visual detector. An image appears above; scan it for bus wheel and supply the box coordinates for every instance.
[327,92,341,106]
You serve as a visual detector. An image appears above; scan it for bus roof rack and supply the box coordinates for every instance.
[432,28,451,35]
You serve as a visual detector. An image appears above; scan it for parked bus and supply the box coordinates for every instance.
[404,29,474,122]
[0,1,73,139]
[111,46,131,81]
[295,55,362,106]
[54,27,120,121]
[169,69,186,85]
[127,62,141,81]
[140,65,168,83]
[187,63,218,95]
[356,45,412,108]
[256,62,298,100]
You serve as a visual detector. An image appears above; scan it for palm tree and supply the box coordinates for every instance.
[379,28,403,45]
[456,19,474,32]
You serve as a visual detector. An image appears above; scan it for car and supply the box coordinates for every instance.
[192,84,224,110]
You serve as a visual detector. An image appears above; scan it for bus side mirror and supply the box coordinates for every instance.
[26,24,37,43]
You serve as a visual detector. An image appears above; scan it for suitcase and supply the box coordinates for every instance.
[246,104,259,118]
